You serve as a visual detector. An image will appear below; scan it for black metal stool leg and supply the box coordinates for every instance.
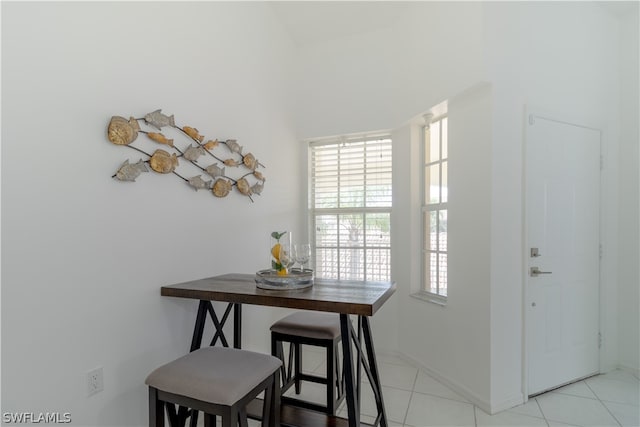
[188,410,198,427]
[326,343,336,414]
[149,387,164,427]
[294,342,302,394]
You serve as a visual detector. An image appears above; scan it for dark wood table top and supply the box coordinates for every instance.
[161,273,396,317]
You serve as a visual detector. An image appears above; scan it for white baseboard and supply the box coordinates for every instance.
[617,363,640,377]
[490,393,527,414]
[386,350,525,415]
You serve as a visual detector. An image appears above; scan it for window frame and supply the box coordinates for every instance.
[420,116,448,303]
[308,134,392,282]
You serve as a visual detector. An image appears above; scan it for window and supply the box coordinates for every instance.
[422,117,448,298]
[309,135,392,281]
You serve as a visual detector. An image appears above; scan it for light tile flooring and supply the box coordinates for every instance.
[274,348,640,427]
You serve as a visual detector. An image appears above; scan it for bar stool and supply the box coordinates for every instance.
[270,311,345,415]
[145,347,281,427]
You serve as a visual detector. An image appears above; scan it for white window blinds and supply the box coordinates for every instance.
[309,135,392,281]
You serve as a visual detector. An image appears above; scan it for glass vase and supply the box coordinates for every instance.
[270,231,291,274]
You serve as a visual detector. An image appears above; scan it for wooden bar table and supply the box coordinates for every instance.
[161,273,396,427]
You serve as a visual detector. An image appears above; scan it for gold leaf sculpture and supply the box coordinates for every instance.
[108,116,140,145]
[236,178,252,196]
[149,149,179,174]
[212,178,232,198]
[107,109,266,202]
[243,153,258,170]
[223,158,240,167]
[147,132,174,147]
[183,126,204,142]
[204,139,219,150]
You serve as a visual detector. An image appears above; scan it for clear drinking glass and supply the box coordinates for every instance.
[293,243,311,270]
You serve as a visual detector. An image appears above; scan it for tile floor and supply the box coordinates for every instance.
[275,348,640,427]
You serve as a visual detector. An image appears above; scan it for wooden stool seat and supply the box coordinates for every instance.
[270,311,341,340]
[271,311,345,415]
[146,347,281,427]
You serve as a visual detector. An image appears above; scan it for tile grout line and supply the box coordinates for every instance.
[472,404,478,427]
[401,368,420,427]
[409,388,473,405]
[368,366,635,426]
[533,397,551,427]
[584,378,624,427]
[402,388,415,427]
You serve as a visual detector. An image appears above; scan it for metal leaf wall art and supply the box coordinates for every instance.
[107,109,266,202]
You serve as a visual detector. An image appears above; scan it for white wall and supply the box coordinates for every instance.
[617,8,640,374]
[294,1,485,139]
[1,2,298,425]
[392,84,494,410]
[293,6,493,403]
[293,1,487,360]
[294,0,634,414]
[292,0,498,410]
[482,2,631,407]
[2,1,636,423]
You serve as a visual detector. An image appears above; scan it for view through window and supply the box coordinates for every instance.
[423,117,448,297]
[309,135,392,281]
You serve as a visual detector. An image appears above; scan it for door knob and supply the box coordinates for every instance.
[530,267,552,277]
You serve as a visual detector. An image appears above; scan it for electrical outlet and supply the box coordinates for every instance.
[87,367,104,396]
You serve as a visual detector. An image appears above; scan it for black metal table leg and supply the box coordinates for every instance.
[338,314,389,427]
[362,316,388,427]
[357,316,363,416]
[190,301,210,352]
[207,303,233,347]
[190,300,242,351]
[184,300,243,427]
[340,314,360,427]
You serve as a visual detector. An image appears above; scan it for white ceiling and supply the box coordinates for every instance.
[269,1,412,47]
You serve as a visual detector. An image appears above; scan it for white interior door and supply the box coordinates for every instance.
[526,114,601,396]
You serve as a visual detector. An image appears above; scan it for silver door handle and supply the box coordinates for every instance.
[530,267,552,277]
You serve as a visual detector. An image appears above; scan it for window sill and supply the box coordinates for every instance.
[410,291,447,307]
